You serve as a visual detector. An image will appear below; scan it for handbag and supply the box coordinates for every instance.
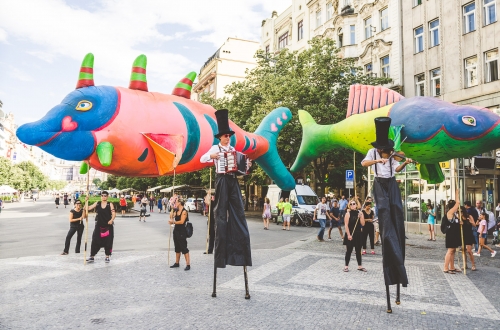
[440,215,450,234]
[99,227,110,238]
[277,215,283,223]
[184,210,193,238]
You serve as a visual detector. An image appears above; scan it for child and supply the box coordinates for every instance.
[474,212,496,257]
[139,203,147,222]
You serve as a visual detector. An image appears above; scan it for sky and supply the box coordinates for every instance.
[0,0,291,126]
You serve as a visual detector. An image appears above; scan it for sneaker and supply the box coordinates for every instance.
[86,257,95,263]
[170,263,180,268]
[328,237,332,241]
[362,250,366,255]
[492,251,497,258]
[473,253,480,257]
[105,257,110,263]
[184,265,190,271]
[371,251,375,255]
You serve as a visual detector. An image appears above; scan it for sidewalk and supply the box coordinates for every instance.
[1,232,500,329]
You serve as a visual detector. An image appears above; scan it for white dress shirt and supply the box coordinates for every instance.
[200,144,235,172]
[362,148,399,178]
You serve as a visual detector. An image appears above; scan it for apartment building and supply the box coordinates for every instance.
[402,0,500,112]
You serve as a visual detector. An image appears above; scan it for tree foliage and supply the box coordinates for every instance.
[201,38,391,191]
[0,159,56,191]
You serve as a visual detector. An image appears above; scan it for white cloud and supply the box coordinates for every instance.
[9,66,34,82]
[0,28,7,43]
[27,51,56,63]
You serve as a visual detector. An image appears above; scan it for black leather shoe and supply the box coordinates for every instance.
[184,265,190,271]
[170,263,179,268]
[203,252,213,254]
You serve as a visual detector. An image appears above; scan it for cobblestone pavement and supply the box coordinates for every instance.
[1,230,500,329]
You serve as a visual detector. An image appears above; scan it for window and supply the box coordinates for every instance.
[316,10,322,28]
[265,45,270,53]
[464,3,476,33]
[278,32,288,49]
[430,68,441,96]
[415,74,425,96]
[465,56,478,87]
[298,20,304,41]
[365,63,373,76]
[484,0,497,25]
[350,25,356,44]
[338,28,343,47]
[380,8,389,31]
[343,0,351,6]
[209,83,215,93]
[429,19,439,47]
[414,0,422,7]
[485,49,498,82]
[327,2,333,21]
[364,17,372,39]
[381,56,390,78]
[414,26,424,53]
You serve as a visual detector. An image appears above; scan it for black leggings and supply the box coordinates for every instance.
[345,242,362,266]
[362,222,375,249]
[64,225,84,253]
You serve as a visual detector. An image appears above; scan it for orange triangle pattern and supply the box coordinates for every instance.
[142,133,184,175]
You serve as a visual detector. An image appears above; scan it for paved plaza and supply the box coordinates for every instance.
[1,198,500,329]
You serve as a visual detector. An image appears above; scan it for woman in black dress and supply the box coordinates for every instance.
[443,191,461,274]
[55,194,60,208]
[61,200,85,255]
[63,193,69,208]
[343,199,366,272]
[169,199,191,271]
[459,206,476,271]
[362,202,375,255]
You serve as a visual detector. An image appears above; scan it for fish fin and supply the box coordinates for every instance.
[290,110,334,173]
[142,133,183,175]
[254,107,296,190]
[96,142,114,167]
[418,163,445,184]
[172,72,197,99]
[79,162,89,174]
[346,84,404,118]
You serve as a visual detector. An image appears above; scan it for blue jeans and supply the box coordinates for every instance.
[318,219,326,239]
[339,210,346,223]
[472,227,479,252]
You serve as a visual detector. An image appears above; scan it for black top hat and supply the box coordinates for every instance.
[214,109,235,138]
[371,117,394,150]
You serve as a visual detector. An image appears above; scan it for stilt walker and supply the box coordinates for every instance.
[361,118,413,313]
[200,109,253,299]
[83,163,90,265]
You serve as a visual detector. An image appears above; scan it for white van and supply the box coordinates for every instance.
[266,184,320,222]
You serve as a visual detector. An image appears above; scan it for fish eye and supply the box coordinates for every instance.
[76,100,92,111]
[462,116,476,127]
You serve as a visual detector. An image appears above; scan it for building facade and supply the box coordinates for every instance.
[192,37,260,101]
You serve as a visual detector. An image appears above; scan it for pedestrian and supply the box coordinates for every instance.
[141,195,149,208]
[443,194,461,274]
[55,194,60,209]
[61,200,85,255]
[139,202,147,222]
[253,196,258,211]
[168,199,191,270]
[474,212,497,257]
[0,197,3,213]
[281,198,293,231]
[169,194,178,212]
[277,197,284,223]
[86,191,116,263]
[262,197,271,230]
[426,203,436,241]
[63,193,69,208]
[149,195,155,212]
[314,196,331,241]
[465,201,479,252]
[157,198,163,213]
[162,196,168,214]
[338,195,348,222]
[132,194,137,205]
[460,206,476,271]
[327,200,343,240]
[119,195,127,216]
[362,202,375,255]
[343,199,366,272]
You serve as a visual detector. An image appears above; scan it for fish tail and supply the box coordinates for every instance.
[290,110,336,172]
[254,107,296,190]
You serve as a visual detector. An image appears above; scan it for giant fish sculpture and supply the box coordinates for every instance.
[16,54,296,190]
[291,85,500,183]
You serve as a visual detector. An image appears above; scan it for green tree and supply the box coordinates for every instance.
[15,161,47,190]
[201,38,391,192]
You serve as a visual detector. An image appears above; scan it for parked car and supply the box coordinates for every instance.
[185,198,204,212]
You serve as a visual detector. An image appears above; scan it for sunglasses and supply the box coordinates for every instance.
[102,195,108,197]
[221,134,231,138]
[350,202,357,206]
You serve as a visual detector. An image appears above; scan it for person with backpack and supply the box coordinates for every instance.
[442,191,462,274]
[119,195,127,216]
[168,198,191,270]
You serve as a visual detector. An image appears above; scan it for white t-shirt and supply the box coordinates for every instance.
[362,148,399,178]
[316,202,328,219]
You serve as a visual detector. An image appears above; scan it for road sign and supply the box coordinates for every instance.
[346,170,354,189]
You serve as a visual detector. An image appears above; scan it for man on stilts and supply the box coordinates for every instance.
[200,109,252,299]
[361,117,411,313]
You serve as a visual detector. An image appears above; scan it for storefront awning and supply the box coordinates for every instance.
[147,185,165,192]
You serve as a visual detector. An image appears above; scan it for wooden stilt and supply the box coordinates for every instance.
[396,284,400,305]
[386,285,392,313]
[211,266,217,298]
[244,266,250,299]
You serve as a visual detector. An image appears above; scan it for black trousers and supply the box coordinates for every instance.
[362,222,375,249]
[214,174,252,268]
[345,241,362,266]
[91,225,114,256]
[207,200,215,253]
[373,177,408,286]
[64,225,84,253]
